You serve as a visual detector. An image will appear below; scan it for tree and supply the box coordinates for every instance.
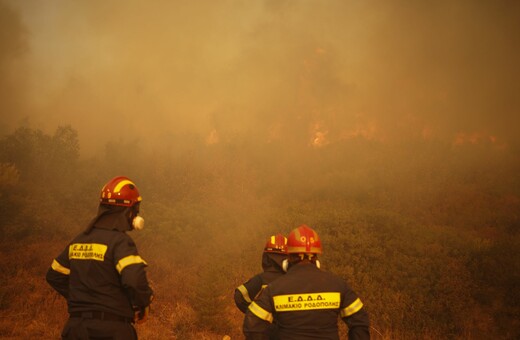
[0,125,79,182]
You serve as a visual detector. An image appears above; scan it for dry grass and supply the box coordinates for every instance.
[2,229,513,339]
[0,238,67,339]
[1,236,241,340]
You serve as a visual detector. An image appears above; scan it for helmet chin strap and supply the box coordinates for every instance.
[132,216,145,231]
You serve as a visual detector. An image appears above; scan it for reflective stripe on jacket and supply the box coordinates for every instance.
[234,270,284,314]
[46,228,153,319]
[243,261,370,340]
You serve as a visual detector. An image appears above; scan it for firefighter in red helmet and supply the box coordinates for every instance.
[235,234,288,339]
[46,176,154,340]
[243,225,370,340]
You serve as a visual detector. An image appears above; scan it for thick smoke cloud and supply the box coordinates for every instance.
[2,0,519,155]
[0,1,29,135]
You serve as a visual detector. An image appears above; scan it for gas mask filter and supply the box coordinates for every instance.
[282,259,289,272]
[132,216,145,231]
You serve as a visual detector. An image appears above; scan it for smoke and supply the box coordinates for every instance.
[2,0,520,155]
[0,0,29,135]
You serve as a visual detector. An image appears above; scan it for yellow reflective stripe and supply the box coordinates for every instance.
[116,255,147,273]
[238,285,252,303]
[112,179,142,202]
[113,179,135,193]
[248,302,273,323]
[51,259,70,275]
[273,292,340,312]
[341,298,363,317]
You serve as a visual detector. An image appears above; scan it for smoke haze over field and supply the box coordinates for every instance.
[1,0,519,156]
[2,3,520,338]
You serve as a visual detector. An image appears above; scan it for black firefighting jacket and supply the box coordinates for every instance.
[235,252,286,313]
[46,226,153,319]
[243,261,370,340]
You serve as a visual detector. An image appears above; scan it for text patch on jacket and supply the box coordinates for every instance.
[273,292,341,312]
[69,243,108,261]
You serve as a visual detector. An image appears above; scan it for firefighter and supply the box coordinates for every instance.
[243,225,370,340]
[46,176,154,340]
[235,234,288,339]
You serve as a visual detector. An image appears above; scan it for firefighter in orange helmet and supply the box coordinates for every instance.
[235,234,288,312]
[235,234,288,339]
[243,225,370,340]
[46,176,154,340]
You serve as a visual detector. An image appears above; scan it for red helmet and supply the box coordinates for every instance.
[100,176,142,207]
[287,225,322,254]
[264,234,288,254]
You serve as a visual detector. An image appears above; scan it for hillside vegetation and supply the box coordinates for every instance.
[0,126,519,339]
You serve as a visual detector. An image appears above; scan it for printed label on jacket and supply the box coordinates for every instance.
[69,243,108,261]
[273,292,341,312]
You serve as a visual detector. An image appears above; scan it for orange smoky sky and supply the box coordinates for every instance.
[1,0,519,155]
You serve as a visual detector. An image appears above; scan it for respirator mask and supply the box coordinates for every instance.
[132,216,145,231]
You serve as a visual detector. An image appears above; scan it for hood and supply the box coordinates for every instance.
[261,252,287,273]
[84,204,135,234]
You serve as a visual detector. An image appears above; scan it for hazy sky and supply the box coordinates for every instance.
[1,0,519,155]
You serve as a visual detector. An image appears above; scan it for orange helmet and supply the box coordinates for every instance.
[287,225,322,254]
[99,176,142,207]
[264,234,288,254]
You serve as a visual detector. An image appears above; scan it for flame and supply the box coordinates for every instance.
[206,129,219,145]
[310,122,330,148]
[311,131,329,147]
[452,131,507,148]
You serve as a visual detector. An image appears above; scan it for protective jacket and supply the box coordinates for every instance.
[46,205,153,320]
[234,252,286,313]
[243,261,370,340]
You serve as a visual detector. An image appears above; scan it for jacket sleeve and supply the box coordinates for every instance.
[45,246,71,299]
[113,235,154,308]
[235,275,263,313]
[234,287,249,313]
[344,308,370,340]
[243,286,273,340]
[340,284,370,340]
